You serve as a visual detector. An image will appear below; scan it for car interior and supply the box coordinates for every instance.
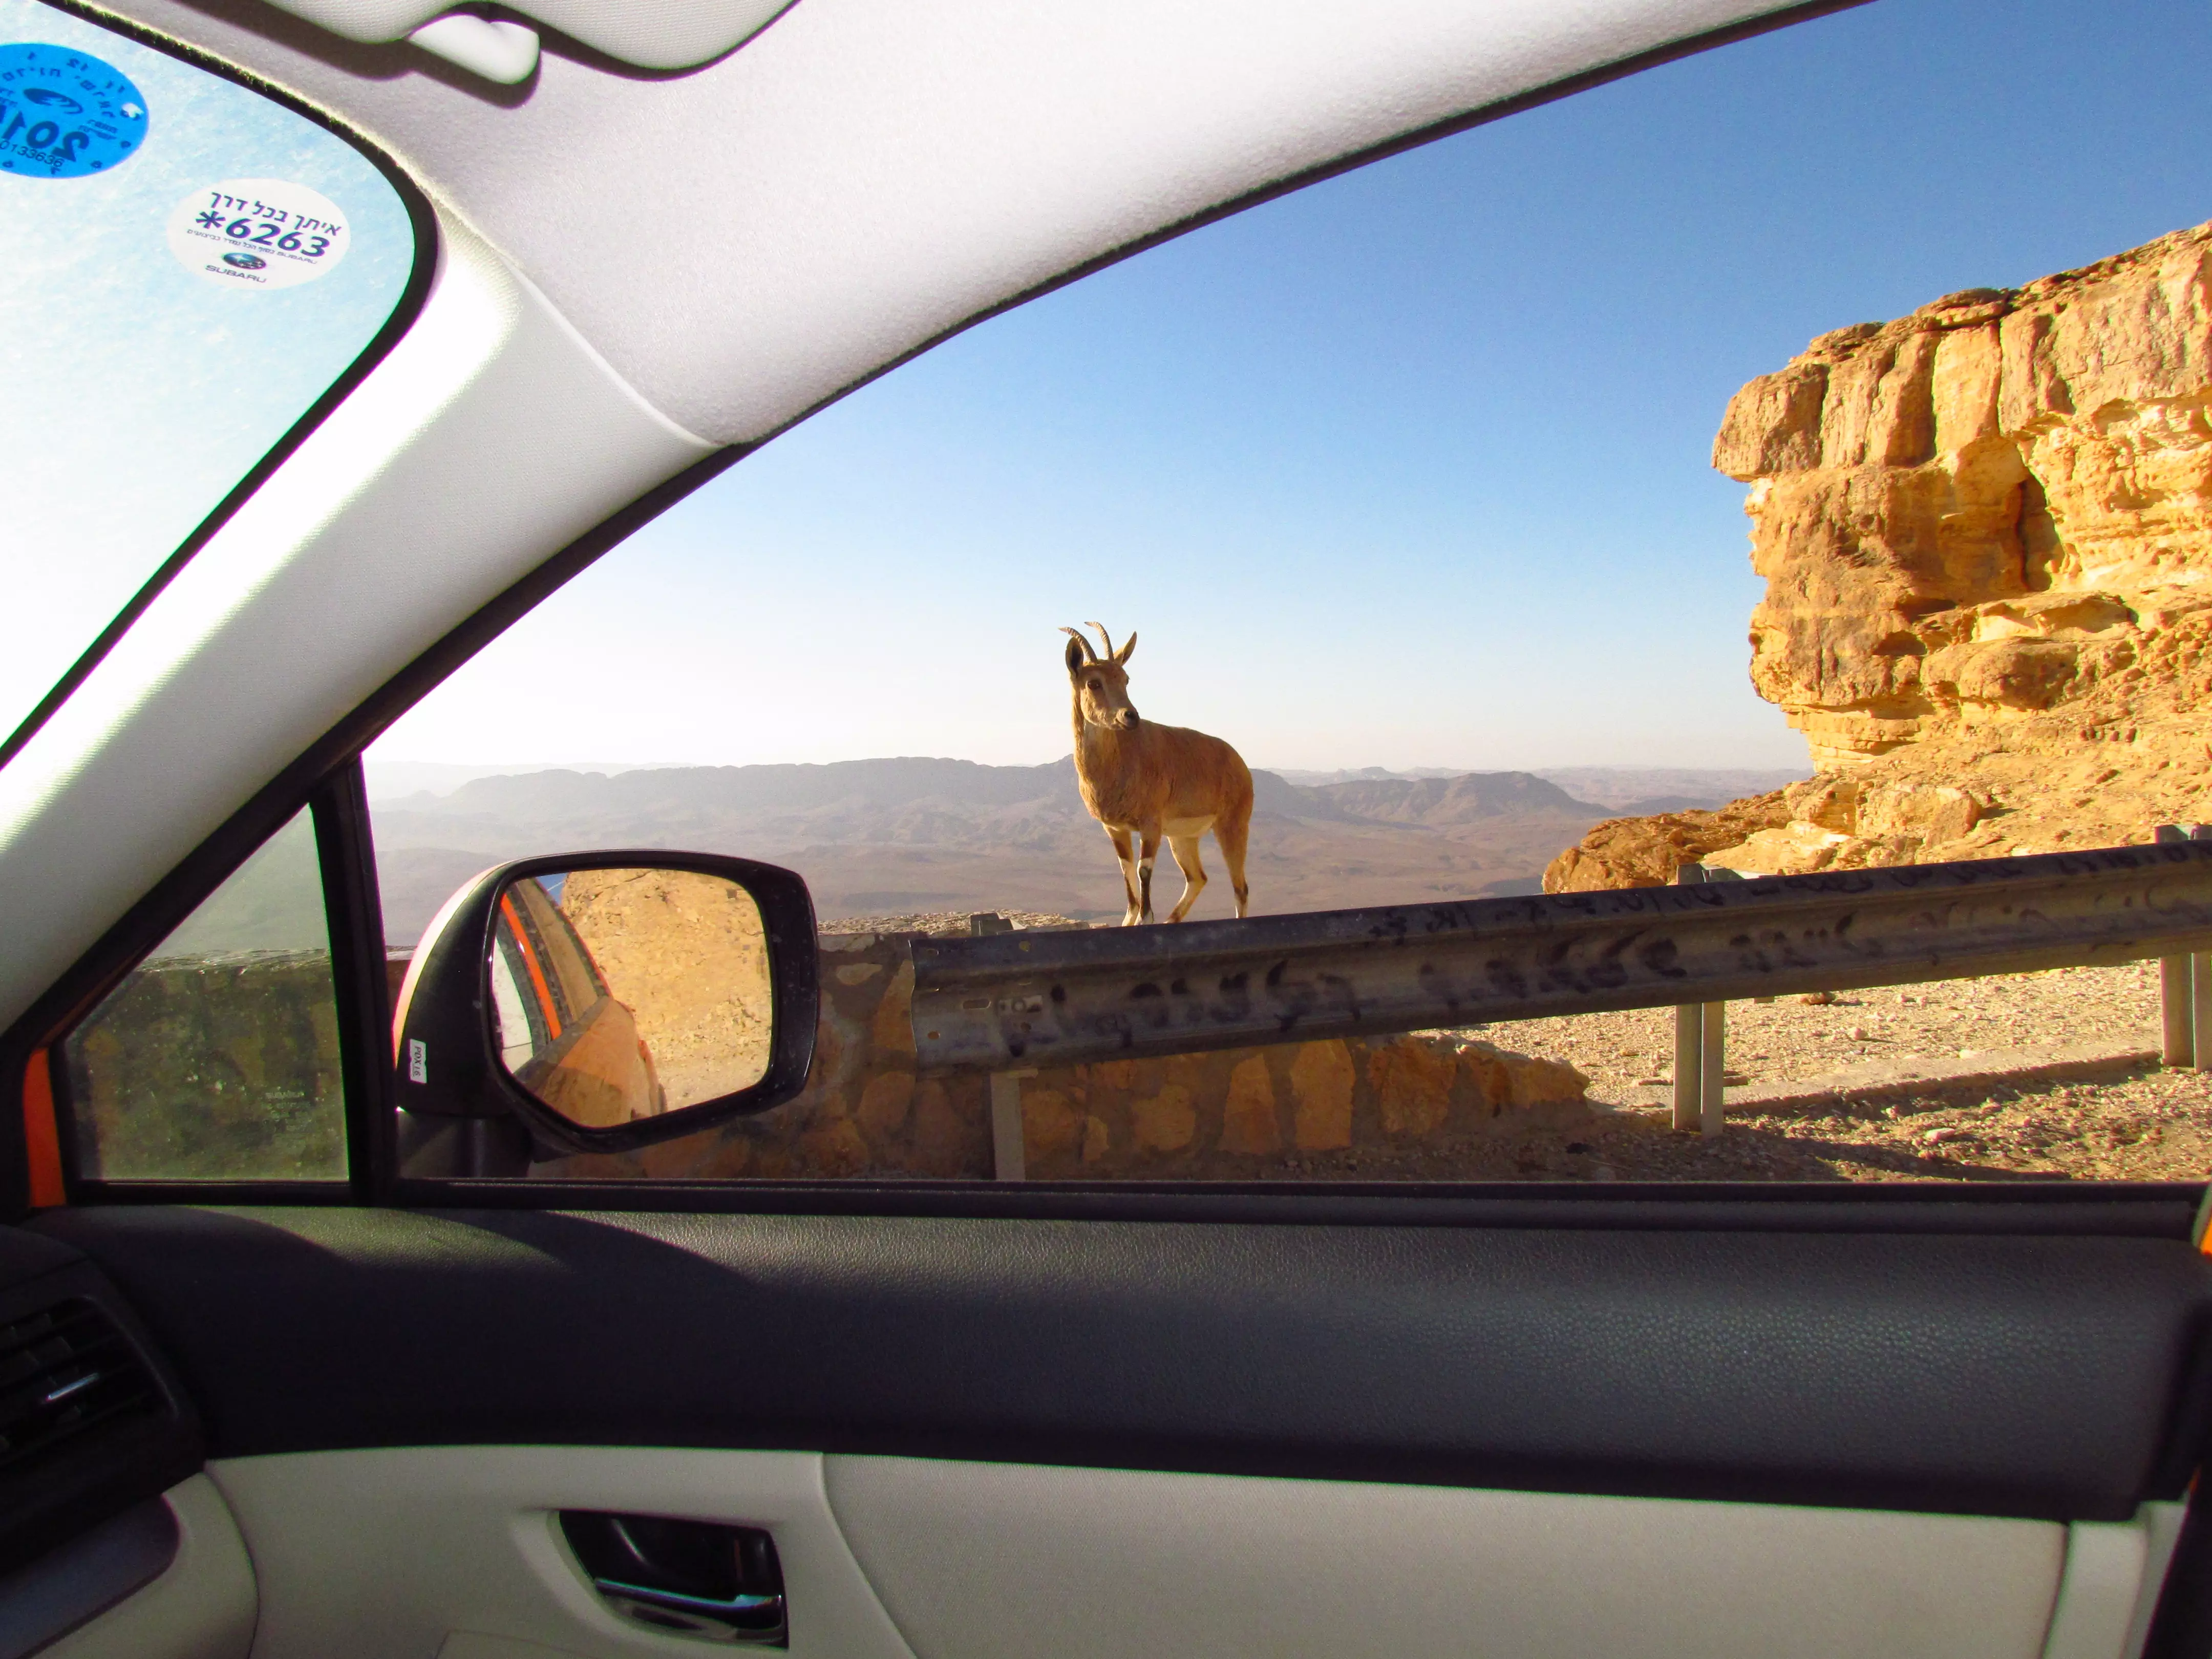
[6,0,2212,1655]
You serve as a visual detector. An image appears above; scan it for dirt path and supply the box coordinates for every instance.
[1441,963,2210,1183]
[1333,964,2208,1183]
[1255,1061,2212,1184]
[1484,963,2163,1094]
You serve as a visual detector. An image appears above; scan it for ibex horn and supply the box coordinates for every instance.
[1084,622,1115,659]
[1059,626,1098,663]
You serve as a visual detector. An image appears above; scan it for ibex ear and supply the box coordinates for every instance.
[1064,635,1088,676]
[1114,631,1137,665]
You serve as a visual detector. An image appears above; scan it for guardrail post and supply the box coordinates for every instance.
[1673,864,1706,1132]
[1699,993,1727,1139]
[989,1068,1034,1180]
[1671,863,1736,1136]
[2193,828,2212,1072]
[975,914,1031,1178]
[1699,866,1740,1138]
[2159,825,2196,1067]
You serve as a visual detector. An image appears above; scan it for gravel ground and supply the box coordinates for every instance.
[1469,963,2163,1093]
[1257,1062,2212,1184]
[1596,1067,2212,1181]
[1388,963,2207,1183]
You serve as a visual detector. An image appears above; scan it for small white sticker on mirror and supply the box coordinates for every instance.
[408,1038,428,1083]
[167,178,350,289]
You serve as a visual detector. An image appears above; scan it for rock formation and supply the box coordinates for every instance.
[1549,220,2212,890]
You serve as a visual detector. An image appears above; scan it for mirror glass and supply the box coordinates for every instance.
[489,867,773,1128]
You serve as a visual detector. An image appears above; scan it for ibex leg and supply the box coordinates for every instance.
[1216,805,1252,919]
[1165,834,1207,923]
[1106,826,1141,926]
[1137,831,1161,923]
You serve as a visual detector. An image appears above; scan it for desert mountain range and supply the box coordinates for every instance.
[368,759,1800,944]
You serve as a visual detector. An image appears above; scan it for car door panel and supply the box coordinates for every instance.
[28,1203,2212,1523]
[39,1475,257,1659]
[203,1447,911,1659]
[2052,1511,2193,1659]
[162,1445,2185,1659]
[22,1198,2212,1658]
[822,1454,2110,1659]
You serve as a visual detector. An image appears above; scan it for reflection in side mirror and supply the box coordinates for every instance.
[491,868,773,1124]
[392,850,818,1174]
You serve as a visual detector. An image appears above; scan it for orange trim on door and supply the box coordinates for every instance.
[22,1050,63,1208]
[499,893,562,1039]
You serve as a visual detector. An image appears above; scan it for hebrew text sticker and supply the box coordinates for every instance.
[168,178,350,289]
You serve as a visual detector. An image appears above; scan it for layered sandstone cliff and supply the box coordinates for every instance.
[1548,221,2212,891]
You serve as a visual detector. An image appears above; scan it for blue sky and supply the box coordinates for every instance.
[375,0,2212,775]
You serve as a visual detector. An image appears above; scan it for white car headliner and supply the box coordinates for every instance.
[100,0,1822,445]
[250,0,793,67]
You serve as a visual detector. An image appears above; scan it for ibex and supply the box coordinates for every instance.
[1061,623,1253,925]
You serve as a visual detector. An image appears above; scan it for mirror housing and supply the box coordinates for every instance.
[392,851,818,1173]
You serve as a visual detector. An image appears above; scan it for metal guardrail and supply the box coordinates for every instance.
[910,841,2212,1075]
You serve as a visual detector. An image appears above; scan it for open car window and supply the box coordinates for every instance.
[359,0,2212,1188]
[0,0,420,760]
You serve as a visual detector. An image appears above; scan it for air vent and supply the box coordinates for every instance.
[0,1300,161,1476]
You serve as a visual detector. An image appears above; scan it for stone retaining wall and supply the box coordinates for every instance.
[62,933,1593,1184]
[547,931,1592,1181]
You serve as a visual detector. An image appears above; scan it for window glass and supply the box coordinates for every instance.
[368,0,2212,1185]
[0,0,418,751]
[62,809,346,1181]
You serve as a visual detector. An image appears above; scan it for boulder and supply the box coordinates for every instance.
[1550,220,2212,890]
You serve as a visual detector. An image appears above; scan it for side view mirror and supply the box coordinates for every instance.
[392,852,818,1176]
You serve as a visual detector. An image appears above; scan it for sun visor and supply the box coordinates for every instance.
[250,0,795,77]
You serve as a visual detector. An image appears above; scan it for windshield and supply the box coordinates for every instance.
[0,0,419,757]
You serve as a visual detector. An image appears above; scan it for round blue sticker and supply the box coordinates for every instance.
[0,43,147,179]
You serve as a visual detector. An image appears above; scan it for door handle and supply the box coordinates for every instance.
[559,1511,786,1646]
[588,1577,785,1642]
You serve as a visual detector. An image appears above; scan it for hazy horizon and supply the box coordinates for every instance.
[364,756,1811,937]
[364,755,1810,800]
